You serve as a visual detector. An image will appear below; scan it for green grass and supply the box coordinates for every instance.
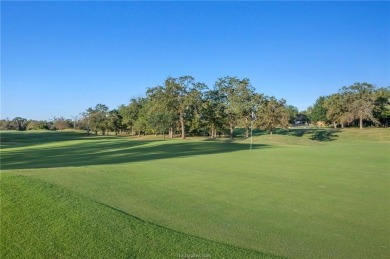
[1,174,273,258]
[1,129,389,258]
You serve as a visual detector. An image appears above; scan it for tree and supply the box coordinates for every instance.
[168,76,206,139]
[132,98,149,137]
[52,117,72,130]
[107,109,123,135]
[146,86,176,138]
[374,87,390,127]
[286,105,299,124]
[147,111,176,139]
[165,76,188,139]
[0,118,14,130]
[215,76,255,139]
[85,104,109,135]
[70,115,79,130]
[12,117,28,131]
[324,93,348,128]
[341,82,378,129]
[307,96,328,125]
[202,89,226,138]
[254,96,289,134]
[236,80,256,138]
[147,76,206,139]
[119,98,143,135]
[27,120,49,130]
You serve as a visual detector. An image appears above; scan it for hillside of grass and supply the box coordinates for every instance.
[1,128,389,258]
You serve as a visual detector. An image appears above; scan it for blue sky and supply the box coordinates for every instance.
[2,1,389,120]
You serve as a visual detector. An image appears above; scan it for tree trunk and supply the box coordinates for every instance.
[245,118,249,138]
[359,111,363,129]
[211,124,216,139]
[230,124,234,139]
[169,127,173,138]
[333,122,337,129]
[180,114,185,139]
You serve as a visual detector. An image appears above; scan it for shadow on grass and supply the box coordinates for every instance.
[267,128,340,142]
[1,133,269,170]
[309,130,339,141]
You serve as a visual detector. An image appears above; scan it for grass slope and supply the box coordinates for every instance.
[1,129,389,258]
[1,174,277,258]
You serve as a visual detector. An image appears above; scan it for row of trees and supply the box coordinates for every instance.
[81,76,294,138]
[2,78,388,137]
[306,83,390,129]
[0,117,74,131]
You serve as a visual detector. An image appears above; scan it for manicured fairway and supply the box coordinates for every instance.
[1,129,389,258]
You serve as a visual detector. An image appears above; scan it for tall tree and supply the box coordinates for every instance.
[237,79,256,138]
[373,87,390,127]
[215,76,254,139]
[132,97,149,137]
[202,89,226,138]
[341,82,378,129]
[147,111,176,139]
[324,93,348,128]
[154,76,206,139]
[178,76,205,139]
[12,117,28,131]
[107,109,123,135]
[119,98,143,135]
[146,85,177,138]
[307,96,328,124]
[85,104,109,135]
[185,81,207,137]
[254,96,289,134]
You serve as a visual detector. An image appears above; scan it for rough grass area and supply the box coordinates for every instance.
[1,128,389,258]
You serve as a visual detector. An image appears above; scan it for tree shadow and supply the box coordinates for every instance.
[267,128,339,142]
[271,128,311,137]
[309,130,339,142]
[1,134,269,170]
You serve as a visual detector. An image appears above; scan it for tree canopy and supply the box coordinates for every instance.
[3,78,388,134]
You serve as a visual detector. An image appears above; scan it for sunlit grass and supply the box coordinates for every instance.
[1,174,274,258]
[1,128,389,258]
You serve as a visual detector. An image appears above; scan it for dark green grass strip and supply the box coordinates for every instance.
[0,175,282,259]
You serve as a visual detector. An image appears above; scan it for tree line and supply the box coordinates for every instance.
[307,82,390,129]
[1,77,389,138]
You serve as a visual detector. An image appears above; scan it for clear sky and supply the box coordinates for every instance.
[1,1,389,120]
